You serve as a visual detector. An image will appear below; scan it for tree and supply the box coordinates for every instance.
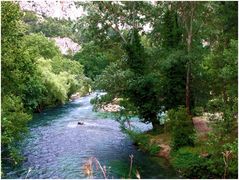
[202,2,238,134]
[176,2,211,114]
[151,6,186,110]
[80,2,164,129]
[1,95,31,164]
[73,43,111,80]
[22,11,79,42]
[124,30,162,129]
[51,56,85,96]
[22,33,61,59]
[1,1,34,166]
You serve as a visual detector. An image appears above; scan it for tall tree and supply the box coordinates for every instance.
[80,2,163,129]
[1,2,33,165]
[156,6,186,110]
[176,2,210,114]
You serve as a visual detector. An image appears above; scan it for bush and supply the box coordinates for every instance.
[206,134,238,178]
[223,140,238,178]
[171,147,208,178]
[192,106,204,116]
[206,98,224,112]
[167,107,195,150]
[171,138,238,178]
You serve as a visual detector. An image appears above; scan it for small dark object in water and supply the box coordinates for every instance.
[78,122,84,125]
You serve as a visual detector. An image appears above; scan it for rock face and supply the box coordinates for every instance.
[52,37,81,55]
[19,1,82,55]
[18,1,84,20]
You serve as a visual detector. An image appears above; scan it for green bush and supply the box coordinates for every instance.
[168,107,195,150]
[206,136,238,178]
[224,140,238,178]
[192,106,204,116]
[171,147,208,178]
[171,139,238,178]
[206,98,224,112]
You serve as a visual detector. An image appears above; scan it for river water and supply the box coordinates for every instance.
[5,93,177,179]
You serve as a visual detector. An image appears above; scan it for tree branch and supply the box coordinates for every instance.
[96,2,127,44]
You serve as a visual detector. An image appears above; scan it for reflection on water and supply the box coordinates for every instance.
[5,92,177,179]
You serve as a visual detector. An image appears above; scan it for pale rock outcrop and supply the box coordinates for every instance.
[19,1,85,20]
[52,37,81,55]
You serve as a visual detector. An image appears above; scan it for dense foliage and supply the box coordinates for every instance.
[73,37,125,80]
[81,1,237,178]
[22,11,80,43]
[167,107,195,150]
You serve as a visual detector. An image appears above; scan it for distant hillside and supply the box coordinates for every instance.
[19,1,83,55]
[19,1,84,20]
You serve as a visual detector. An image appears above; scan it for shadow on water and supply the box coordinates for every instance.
[5,93,177,179]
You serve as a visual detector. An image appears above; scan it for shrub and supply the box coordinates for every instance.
[206,98,224,112]
[167,107,195,150]
[192,106,204,116]
[171,147,208,178]
[223,140,238,178]
[206,135,238,178]
[171,138,238,178]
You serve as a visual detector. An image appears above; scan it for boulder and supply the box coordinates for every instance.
[78,122,84,125]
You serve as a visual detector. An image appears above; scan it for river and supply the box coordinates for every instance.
[5,93,177,179]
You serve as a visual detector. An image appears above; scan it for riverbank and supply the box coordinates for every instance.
[91,98,237,178]
[131,114,237,179]
[127,130,171,159]
[137,116,211,158]
[124,116,210,178]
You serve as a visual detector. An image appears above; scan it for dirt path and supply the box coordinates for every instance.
[192,116,211,134]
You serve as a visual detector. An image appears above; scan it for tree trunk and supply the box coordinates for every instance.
[222,81,228,104]
[186,19,193,115]
[186,61,191,115]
